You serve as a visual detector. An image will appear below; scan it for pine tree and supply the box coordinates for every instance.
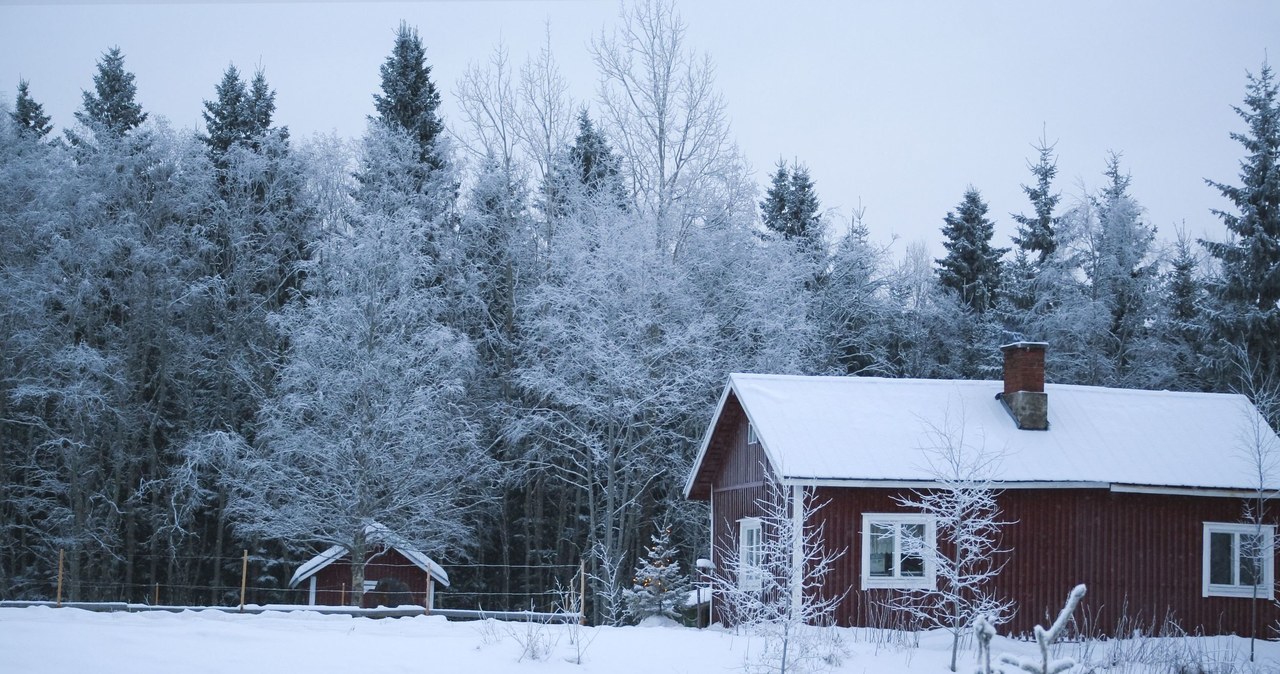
[1011,139,1060,263]
[74,47,147,137]
[11,79,52,139]
[937,187,1007,313]
[1202,62,1280,385]
[372,22,445,171]
[624,524,689,622]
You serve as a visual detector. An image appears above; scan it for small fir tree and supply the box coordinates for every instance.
[624,524,689,622]
[12,79,53,139]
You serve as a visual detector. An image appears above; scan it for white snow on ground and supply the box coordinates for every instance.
[3,606,1279,673]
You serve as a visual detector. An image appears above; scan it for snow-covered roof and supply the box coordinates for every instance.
[686,373,1280,495]
[288,522,449,588]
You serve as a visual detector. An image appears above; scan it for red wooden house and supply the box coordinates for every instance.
[288,522,450,609]
[685,343,1280,636]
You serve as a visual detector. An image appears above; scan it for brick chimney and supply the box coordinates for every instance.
[998,342,1048,430]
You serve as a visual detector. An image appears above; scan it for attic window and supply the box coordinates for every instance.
[861,513,936,590]
[1203,522,1275,599]
[747,424,759,446]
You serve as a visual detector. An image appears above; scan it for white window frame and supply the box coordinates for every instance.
[1202,521,1275,599]
[861,513,936,590]
[739,517,764,591]
[747,423,760,446]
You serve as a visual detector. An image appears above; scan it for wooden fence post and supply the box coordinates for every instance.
[56,549,64,608]
[579,560,586,626]
[154,582,160,606]
[340,583,345,607]
[239,549,248,612]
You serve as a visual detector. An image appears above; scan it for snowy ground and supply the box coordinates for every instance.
[3,606,1279,673]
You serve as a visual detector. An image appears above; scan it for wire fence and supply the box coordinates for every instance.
[3,549,585,616]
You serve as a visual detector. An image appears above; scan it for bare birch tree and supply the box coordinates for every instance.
[890,409,1013,673]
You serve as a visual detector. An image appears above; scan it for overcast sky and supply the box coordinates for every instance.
[2,1,1277,256]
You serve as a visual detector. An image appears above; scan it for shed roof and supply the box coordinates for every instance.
[287,522,450,588]
[685,373,1280,496]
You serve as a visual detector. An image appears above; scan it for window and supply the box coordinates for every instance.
[739,517,763,590]
[1203,522,1275,599]
[747,423,759,446]
[861,513,936,590]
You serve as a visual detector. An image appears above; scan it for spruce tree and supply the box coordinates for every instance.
[569,110,625,206]
[372,22,444,171]
[623,524,689,623]
[761,160,790,234]
[202,66,282,158]
[760,159,821,243]
[1089,154,1158,386]
[75,47,147,137]
[936,187,1007,313]
[1011,139,1060,263]
[11,79,52,139]
[1202,62,1280,384]
[202,65,250,156]
[247,69,279,142]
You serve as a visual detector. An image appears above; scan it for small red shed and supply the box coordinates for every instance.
[288,523,450,609]
[686,343,1280,637]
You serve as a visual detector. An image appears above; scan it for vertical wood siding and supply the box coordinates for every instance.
[306,548,433,608]
[699,405,1279,636]
[818,487,1280,637]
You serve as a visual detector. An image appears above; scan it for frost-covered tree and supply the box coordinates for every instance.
[1203,62,1280,400]
[937,187,1006,314]
[1084,155,1159,387]
[1155,232,1209,391]
[714,476,844,674]
[224,127,490,607]
[11,79,52,139]
[889,409,1013,673]
[373,21,445,171]
[511,200,716,623]
[811,216,892,375]
[73,47,147,139]
[624,524,689,622]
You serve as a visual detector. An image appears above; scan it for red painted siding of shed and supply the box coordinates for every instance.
[305,547,434,608]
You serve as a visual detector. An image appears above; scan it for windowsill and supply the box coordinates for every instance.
[861,576,935,591]
[1205,584,1275,600]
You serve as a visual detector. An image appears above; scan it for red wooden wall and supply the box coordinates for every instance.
[697,391,1280,637]
[303,547,433,608]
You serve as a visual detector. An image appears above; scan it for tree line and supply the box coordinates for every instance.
[2,1,1277,622]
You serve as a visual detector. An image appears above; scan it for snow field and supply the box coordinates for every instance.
[4,606,1280,673]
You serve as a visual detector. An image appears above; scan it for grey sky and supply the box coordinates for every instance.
[2,1,1276,256]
